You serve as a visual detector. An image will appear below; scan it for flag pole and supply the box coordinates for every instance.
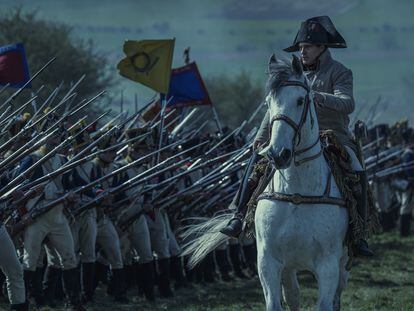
[211,106,223,135]
[156,93,167,164]
[120,90,124,113]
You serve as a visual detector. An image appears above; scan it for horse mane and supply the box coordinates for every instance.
[265,56,293,96]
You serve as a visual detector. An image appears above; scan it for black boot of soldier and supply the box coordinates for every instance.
[43,266,62,307]
[111,268,129,303]
[400,214,411,237]
[81,263,95,304]
[157,258,173,298]
[9,302,29,311]
[353,172,374,257]
[170,256,186,289]
[139,262,155,302]
[24,269,45,307]
[229,244,248,279]
[62,268,85,311]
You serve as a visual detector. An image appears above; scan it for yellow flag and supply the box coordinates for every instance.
[117,39,175,93]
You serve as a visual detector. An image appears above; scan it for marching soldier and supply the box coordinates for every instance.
[89,131,128,302]
[116,128,156,301]
[221,16,374,257]
[0,224,27,310]
[15,110,84,310]
[65,122,98,303]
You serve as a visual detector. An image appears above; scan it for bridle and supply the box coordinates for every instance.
[268,79,322,166]
[260,79,345,207]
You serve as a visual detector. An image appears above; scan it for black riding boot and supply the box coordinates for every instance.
[220,152,262,238]
[353,171,374,257]
[62,268,85,311]
[81,263,95,303]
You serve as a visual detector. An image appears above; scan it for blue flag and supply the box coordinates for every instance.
[166,62,212,108]
[0,43,30,88]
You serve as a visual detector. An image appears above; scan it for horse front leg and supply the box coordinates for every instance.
[333,251,350,311]
[257,245,284,311]
[282,268,300,311]
[315,256,341,311]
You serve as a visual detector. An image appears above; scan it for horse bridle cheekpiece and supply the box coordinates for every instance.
[268,80,322,166]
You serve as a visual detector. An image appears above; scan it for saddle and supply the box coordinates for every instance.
[244,131,380,249]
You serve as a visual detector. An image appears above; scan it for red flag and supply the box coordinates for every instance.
[0,43,30,88]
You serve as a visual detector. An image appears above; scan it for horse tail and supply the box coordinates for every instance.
[180,212,232,269]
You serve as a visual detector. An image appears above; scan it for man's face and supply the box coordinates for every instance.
[299,43,325,65]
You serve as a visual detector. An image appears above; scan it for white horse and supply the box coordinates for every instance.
[182,54,350,311]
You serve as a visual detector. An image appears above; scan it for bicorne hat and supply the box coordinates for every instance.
[284,16,347,52]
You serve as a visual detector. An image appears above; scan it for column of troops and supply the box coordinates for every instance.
[0,109,258,311]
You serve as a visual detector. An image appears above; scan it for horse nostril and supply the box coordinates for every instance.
[279,148,292,161]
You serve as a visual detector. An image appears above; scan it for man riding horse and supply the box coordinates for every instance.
[220,16,374,257]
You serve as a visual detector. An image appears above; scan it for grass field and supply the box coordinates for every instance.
[1,229,413,310]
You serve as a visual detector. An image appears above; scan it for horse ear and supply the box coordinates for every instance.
[268,53,277,65]
[291,54,303,76]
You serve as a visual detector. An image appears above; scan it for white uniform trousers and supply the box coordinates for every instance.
[96,217,123,269]
[22,205,77,271]
[0,225,25,304]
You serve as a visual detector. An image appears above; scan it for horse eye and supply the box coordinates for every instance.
[297,97,304,106]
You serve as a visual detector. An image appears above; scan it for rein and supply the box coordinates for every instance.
[269,80,322,166]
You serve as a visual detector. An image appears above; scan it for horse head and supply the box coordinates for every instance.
[263,53,318,169]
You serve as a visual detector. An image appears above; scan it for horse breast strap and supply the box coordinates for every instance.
[258,172,346,206]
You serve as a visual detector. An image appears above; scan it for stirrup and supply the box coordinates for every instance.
[220,217,243,238]
[353,239,374,257]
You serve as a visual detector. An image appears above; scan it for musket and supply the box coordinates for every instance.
[365,145,413,171]
[247,101,266,124]
[171,108,198,138]
[189,120,209,139]
[158,165,243,213]
[0,106,12,124]
[205,121,247,156]
[71,156,193,218]
[0,116,95,196]
[362,136,386,151]
[61,75,86,103]
[0,127,63,173]
[0,93,77,155]
[0,57,56,111]
[0,112,122,197]
[6,136,203,233]
[369,160,414,180]
[0,83,10,96]
[156,160,245,209]
[195,147,250,186]
[0,96,38,130]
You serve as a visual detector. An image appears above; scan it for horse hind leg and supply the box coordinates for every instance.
[282,268,300,311]
[257,248,284,311]
[315,257,341,311]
